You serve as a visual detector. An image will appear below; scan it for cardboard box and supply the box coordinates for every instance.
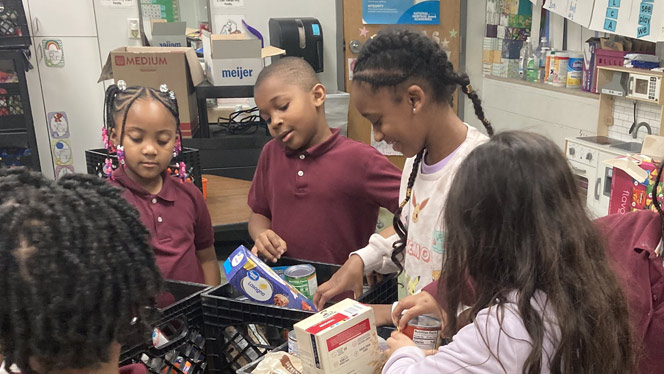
[99,47,205,137]
[606,136,664,215]
[223,245,317,312]
[202,31,284,86]
[294,299,383,374]
[152,22,187,48]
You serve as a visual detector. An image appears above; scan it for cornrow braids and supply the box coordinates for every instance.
[102,84,182,175]
[353,28,494,272]
[353,28,493,136]
[390,150,424,272]
[0,168,162,373]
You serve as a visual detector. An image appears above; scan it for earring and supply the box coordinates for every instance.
[130,316,139,326]
[412,107,416,114]
[173,136,182,157]
[116,145,125,165]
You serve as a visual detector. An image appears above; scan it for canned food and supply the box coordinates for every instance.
[284,264,317,299]
[287,329,298,357]
[402,315,442,351]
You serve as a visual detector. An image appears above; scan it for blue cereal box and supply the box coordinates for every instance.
[223,246,318,312]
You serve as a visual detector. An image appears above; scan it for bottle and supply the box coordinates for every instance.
[536,37,549,83]
[519,37,531,80]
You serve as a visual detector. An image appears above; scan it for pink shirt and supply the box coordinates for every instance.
[248,129,402,265]
[110,167,214,283]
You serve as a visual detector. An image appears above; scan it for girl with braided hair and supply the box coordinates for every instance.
[315,28,493,321]
[103,82,220,286]
[0,169,162,374]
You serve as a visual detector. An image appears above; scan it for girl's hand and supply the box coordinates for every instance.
[392,291,446,331]
[384,331,417,358]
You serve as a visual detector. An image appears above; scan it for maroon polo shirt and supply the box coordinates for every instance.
[248,128,402,265]
[596,211,664,374]
[110,167,214,284]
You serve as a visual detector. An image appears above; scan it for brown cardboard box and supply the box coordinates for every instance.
[99,47,205,137]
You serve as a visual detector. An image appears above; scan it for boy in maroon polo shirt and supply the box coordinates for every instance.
[249,57,402,265]
[103,83,221,286]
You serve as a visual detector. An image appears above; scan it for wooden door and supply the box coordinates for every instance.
[342,0,461,168]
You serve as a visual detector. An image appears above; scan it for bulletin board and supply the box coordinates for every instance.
[343,0,461,168]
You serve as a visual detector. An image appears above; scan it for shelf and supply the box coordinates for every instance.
[0,114,27,132]
[597,65,664,78]
[484,75,599,100]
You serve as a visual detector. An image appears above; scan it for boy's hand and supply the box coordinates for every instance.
[251,229,287,263]
[392,291,445,331]
[314,254,364,310]
[384,331,417,358]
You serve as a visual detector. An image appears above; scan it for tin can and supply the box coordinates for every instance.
[402,315,442,351]
[287,329,298,356]
[284,264,317,299]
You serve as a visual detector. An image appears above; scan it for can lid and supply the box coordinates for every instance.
[285,264,316,277]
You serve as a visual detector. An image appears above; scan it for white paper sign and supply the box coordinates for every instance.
[213,0,244,7]
[544,0,570,17]
[589,0,661,42]
[100,0,135,7]
[564,0,595,28]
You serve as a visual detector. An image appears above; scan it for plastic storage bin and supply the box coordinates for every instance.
[120,280,210,368]
[202,257,398,373]
[85,147,203,190]
[0,0,30,49]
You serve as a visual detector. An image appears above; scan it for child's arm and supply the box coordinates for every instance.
[249,211,287,263]
[196,246,221,286]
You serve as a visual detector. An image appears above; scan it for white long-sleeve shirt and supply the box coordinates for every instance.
[383,291,560,374]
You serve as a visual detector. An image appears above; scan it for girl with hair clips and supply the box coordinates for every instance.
[314,28,493,323]
[103,81,220,286]
[0,169,162,374]
[383,132,635,374]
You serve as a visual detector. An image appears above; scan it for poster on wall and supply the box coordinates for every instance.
[589,0,663,42]
[47,111,70,139]
[42,39,65,68]
[51,139,73,166]
[362,0,440,25]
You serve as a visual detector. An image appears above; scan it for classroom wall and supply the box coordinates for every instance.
[210,0,343,91]
[466,1,664,148]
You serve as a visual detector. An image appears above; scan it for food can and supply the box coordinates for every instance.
[402,315,442,351]
[284,264,317,299]
[287,329,298,356]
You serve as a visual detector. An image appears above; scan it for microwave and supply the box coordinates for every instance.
[627,72,661,103]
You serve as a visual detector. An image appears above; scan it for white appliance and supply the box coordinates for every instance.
[565,137,626,218]
[22,0,140,178]
[627,72,661,103]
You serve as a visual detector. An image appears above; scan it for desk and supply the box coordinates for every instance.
[204,174,252,239]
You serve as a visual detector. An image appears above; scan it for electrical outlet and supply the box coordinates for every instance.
[127,18,140,40]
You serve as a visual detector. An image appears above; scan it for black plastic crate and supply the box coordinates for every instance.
[0,0,30,48]
[205,323,288,374]
[121,319,208,374]
[120,280,210,365]
[85,147,203,191]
